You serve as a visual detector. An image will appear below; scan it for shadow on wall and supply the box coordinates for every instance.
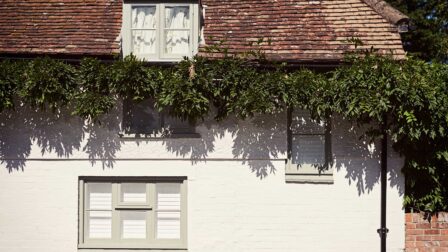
[139,112,287,179]
[0,105,403,196]
[0,104,121,171]
[332,119,404,196]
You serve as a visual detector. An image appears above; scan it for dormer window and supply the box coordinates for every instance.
[122,2,200,61]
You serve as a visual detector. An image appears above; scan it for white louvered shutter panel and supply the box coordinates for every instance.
[86,183,112,239]
[88,211,112,239]
[156,183,181,239]
[120,183,147,203]
[121,211,147,239]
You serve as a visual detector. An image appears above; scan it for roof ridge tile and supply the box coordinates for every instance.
[361,0,409,25]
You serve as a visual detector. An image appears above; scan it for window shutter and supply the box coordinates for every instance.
[88,211,112,238]
[120,211,147,239]
[120,183,147,203]
[156,183,181,239]
[79,178,187,249]
[86,183,112,238]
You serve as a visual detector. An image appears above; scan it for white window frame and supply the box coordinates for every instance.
[122,1,200,62]
[78,177,188,250]
[119,98,200,139]
[286,108,333,183]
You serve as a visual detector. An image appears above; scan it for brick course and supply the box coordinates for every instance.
[406,212,448,252]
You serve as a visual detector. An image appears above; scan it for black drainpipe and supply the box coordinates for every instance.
[377,115,389,252]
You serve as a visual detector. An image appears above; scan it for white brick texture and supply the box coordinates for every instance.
[0,110,405,251]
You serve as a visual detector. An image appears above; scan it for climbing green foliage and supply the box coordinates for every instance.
[20,57,76,111]
[72,58,115,120]
[0,52,447,212]
[329,54,448,212]
[109,54,159,101]
[0,60,22,111]
[156,58,210,122]
[394,63,448,212]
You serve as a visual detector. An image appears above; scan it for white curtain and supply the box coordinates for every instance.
[132,7,157,54]
[165,6,190,54]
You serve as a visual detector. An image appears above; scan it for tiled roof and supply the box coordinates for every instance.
[363,0,408,25]
[0,0,122,57]
[200,0,408,62]
[0,0,407,62]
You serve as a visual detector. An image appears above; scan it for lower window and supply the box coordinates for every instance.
[78,177,187,249]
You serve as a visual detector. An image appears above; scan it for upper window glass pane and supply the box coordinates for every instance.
[164,6,190,54]
[132,7,157,54]
[165,6,190,28]
[132,7,157,29]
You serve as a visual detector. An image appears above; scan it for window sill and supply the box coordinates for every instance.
[79,250,186,252]
[285,163,334,184]
[132,55,191,64]
[285,173,334,184]
[119,132,201,140]
[78,243,187,250]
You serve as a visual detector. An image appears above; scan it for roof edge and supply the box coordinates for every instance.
[362,0,409,26]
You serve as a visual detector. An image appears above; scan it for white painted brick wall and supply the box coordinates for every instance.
[0,109,405,252]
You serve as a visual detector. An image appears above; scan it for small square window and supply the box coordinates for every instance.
[121,98,199,139]
[78,177,187,249]
[286,109,333,183]
[123,2,200,61]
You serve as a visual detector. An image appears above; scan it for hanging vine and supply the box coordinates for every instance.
[0,51,447,213]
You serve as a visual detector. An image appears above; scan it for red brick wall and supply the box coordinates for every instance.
[406,212,448,252]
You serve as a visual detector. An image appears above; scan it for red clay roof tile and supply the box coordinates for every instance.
[199,0,407,62]
[0,0,407,62]
[0,0,122,57]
